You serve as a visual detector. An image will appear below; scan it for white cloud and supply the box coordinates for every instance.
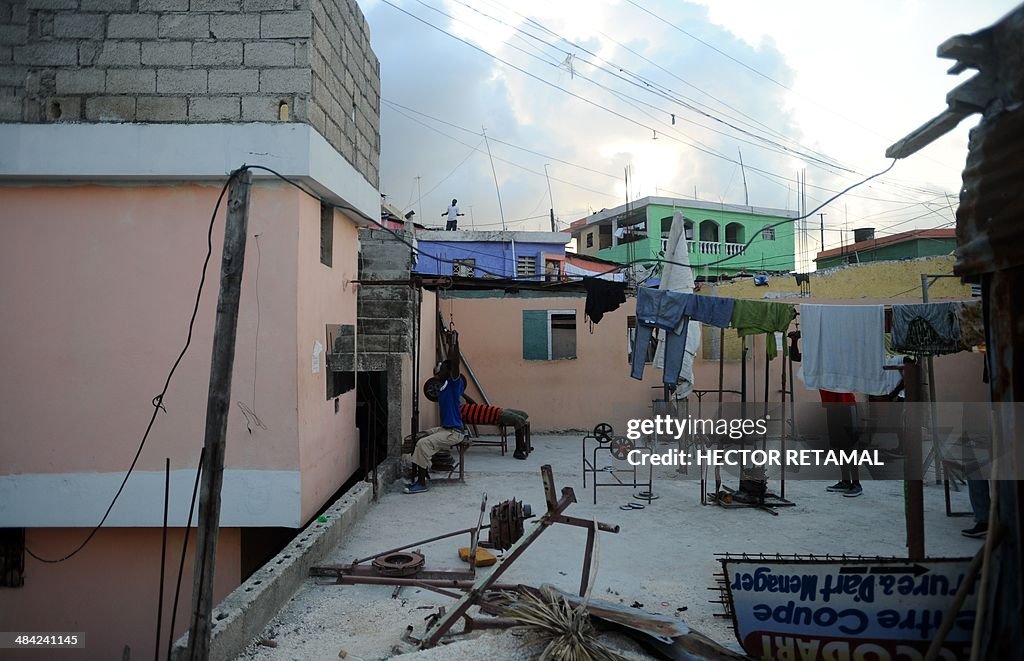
[358,0,1008,265]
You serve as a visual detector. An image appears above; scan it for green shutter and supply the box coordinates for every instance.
[522,310,549,360]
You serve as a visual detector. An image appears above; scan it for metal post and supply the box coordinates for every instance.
[411,283,421,436]
[185,169,252,661]
[921,274,944,483]
[903,359,926,560]
[781,348,787,499]
[544,164,556,233]
[482,127,506,231]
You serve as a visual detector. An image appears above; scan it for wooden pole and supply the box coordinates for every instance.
[185,169,252,661]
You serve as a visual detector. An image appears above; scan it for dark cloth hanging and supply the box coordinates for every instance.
[891,303,960,355]
[582,277,627,325]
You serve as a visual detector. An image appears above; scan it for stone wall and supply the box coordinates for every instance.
[0,0,379,186]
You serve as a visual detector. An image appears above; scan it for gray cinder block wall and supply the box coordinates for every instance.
[357,226,416,458]
[0,0,380,186]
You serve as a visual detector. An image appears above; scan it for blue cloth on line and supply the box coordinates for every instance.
[682,294,735,329]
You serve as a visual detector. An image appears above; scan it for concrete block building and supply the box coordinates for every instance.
[569,196,798,278]
[0,0,384,658]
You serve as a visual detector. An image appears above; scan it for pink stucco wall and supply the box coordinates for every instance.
[296,198,361,522]
[448,294,988,432]
[0,180,364,656]
[0,527,240,661]
[1,183,365,526]
[0,184,300,475]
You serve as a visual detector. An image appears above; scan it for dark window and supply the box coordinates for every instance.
[0,528,25,588]
[326,324,354,399]
[523,310,577,360]
[586,232,594,248]
[452,259,475,277]
[320,202,333,267]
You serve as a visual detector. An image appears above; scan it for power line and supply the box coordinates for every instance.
[403,138,485,215]
[620,0,961,177]
[379,0,955,231]
[383,101,620,201]
[475,0,949,200]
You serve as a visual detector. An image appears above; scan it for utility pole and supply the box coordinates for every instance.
[482,126,507,231]
[738,148,749,206]
[415,175,422,225]
[468,205,476,230]
[185,168,252,661]
[819,212,826,249]
[544,164,556,232]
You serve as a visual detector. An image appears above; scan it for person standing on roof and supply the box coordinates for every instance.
[442,198,464,230]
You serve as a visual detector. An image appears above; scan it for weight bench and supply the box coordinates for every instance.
[467,421,530,456]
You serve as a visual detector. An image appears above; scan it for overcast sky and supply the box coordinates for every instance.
[355,0,1014,269]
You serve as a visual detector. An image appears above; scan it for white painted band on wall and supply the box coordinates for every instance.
[0,469,301,528]
[0,122,379,223]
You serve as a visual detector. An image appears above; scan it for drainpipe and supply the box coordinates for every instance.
[511,237,517,279]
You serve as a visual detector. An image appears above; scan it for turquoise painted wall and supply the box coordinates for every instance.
[595,202,796,276]
[816,238,956,269]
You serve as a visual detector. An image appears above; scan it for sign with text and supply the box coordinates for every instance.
[722,557,975,661]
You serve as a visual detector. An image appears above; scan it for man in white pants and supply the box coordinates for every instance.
[404,332,466,493]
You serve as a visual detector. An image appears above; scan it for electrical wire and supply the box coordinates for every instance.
[600,159,900,277]
[384,97,949,214]
[404,138,485,216]
[246,165,562,282]
[237,232,267,433]
[434,0,951,202]
[620,0,961,177]
[25,169,241,564]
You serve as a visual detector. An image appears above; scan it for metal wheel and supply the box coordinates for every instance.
[610,436,635,460]
[593,422,614,444]
[423,377,444,402]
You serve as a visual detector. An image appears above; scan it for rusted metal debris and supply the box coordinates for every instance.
[309,467,622,651]
[418,465,620,649]
[488,498,527,550]
[371,551,425,577]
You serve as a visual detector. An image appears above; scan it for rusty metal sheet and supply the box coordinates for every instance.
[955,105,1024,276]
[310,565,475,581]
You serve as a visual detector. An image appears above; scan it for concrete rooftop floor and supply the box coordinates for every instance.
[237,433,981,660]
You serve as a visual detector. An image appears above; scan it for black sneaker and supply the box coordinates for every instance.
[826,481,852,492]
[513,450,528,460]
[962,523,988,538]
[843,484,864,498]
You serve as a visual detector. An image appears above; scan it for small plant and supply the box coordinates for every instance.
[504,587,626,661]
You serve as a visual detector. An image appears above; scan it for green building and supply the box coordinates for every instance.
[568,196,797,279]
[814,228,956,269]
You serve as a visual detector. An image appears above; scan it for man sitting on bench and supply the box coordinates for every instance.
[460,396,532,460]
[404,332,466,494]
